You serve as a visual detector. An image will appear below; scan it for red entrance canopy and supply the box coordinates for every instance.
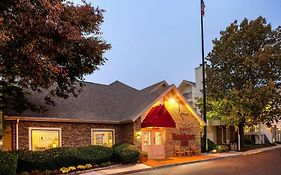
[141,105,176,128]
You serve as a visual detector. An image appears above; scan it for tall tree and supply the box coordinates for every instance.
[206,17,281,148]
[0,0,111,113]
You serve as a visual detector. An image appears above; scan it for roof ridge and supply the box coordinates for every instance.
[141,81,168,92]
[109,80,138,91]
[78,81,108,86]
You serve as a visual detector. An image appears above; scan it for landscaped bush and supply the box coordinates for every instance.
[46,147,85,168]
[15,150,51,173]
[215,145,229,153]
[78,145,112,164]
[15,145,112,173]
[0,151,18,175]
[112,143,140,164]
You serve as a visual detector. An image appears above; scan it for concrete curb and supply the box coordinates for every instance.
[110,144,281,175]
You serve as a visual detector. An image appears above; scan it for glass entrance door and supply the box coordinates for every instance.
[142,129,165,159]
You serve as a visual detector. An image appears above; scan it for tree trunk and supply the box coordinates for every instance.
[238,121,245,150]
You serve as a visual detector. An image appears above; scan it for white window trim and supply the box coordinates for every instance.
[91,128,115,146]
[28,127,62,151]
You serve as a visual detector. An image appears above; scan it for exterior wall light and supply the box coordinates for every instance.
[136,131,142,139]
[169,98,176,104]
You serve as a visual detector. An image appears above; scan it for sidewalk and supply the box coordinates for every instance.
[80,144,281,175]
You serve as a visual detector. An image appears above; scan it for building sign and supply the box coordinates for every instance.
[172,127,195,146]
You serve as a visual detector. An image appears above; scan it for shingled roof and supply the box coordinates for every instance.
[6,81,171,123]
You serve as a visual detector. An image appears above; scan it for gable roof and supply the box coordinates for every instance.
[5,81,205,125]
[178,80,196,89]
[5,81,171,123]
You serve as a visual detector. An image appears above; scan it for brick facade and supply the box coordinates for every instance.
[3,121,135,150]
[164,96,201,157]
[3,91,202,159]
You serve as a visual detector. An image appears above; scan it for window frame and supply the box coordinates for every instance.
[91,128,115,147]
[142,131,151,145]
[28,127,62,151]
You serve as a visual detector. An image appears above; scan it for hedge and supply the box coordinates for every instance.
[78,145,113,164]
[112,143,140,164]
[0,151,18,175]
[15,145,112,173]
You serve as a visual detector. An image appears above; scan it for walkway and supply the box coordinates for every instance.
[143,154,217,167]
[80,144,281,175]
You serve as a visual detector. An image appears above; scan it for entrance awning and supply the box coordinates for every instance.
[141,105,176,128]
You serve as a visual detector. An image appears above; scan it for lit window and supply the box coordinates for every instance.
[29,128,61,151]
[92,129,114,147]
[143,131,151,145]
[154,132,162,145]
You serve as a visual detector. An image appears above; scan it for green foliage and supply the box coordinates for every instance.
[197,97,235,125]
[0,0,111,113]
[0,151,18,175]
[15,150,50,173]
[206,16,281,126]
[112,143,141,164]
[46,147,86,169]
[214,145,229,153]
[15,146,112,173]
[77,145,112,164]
[100,161,112,167]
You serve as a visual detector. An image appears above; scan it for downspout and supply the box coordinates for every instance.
[218,126,225,144]
[237,127,240,151]
[258,123,262,144]
[16,119,19,150]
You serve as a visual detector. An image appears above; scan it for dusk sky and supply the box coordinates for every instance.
[75,0,281,89]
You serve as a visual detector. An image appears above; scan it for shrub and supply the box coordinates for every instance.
[100,161,112,167]
[59,167,69,174]
[15,147,83,172]
[46,147,85,168]
[215,145,229,153]
[76,165,86,170]
[78,145,112,164]
[15,145,112,173]
[15,150,51,173]
[112,143,140,164]
[0,151,18,175]
[85,164,93,169]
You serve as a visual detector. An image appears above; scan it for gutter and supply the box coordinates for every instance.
[4,116,133,125]
[218,126,225,144]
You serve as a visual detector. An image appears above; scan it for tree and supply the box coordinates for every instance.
[0,0,111,113]
[206,17,281,148]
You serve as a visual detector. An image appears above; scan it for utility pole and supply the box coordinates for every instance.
[200,0,207,152]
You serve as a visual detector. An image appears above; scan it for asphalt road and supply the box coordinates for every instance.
[130,148,281,175]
